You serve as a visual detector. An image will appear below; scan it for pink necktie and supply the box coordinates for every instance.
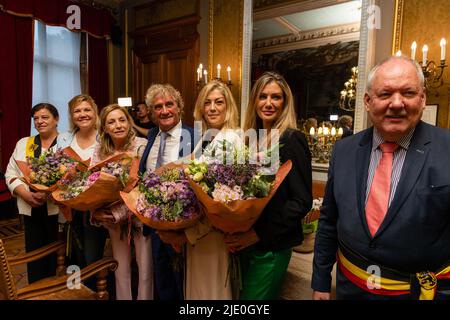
[365,142,399,236]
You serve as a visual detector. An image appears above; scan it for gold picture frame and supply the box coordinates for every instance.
[391,0,404,55]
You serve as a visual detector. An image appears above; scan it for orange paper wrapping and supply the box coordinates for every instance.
[88,152,140,193]
[14,146,90,193]
[62,146,91,170]
[187,160,292,234]
[120,187,201,231]
[51,152,140,211]
[52,172,122,211]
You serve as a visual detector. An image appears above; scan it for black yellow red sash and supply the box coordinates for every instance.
[337,249,450,300]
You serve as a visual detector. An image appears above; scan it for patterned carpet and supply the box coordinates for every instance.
[0,218,28,289]
[0,218,23,240]
[0,217,334,299]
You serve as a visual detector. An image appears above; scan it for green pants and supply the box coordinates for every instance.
[239,246,292,300]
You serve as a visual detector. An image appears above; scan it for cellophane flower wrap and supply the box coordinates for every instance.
[15,148,79,193]
[52,152,139,211]
[120,164,201,230]
[185,141,292,234]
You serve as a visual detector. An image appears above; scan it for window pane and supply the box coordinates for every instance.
[31,20,81,135]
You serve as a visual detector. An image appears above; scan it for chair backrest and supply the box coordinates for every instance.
[0,239,17,300]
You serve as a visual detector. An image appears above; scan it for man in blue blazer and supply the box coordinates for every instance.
[140,84,198,300]
[312,56,450,300]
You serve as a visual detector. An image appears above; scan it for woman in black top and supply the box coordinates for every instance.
[224,71,312,299]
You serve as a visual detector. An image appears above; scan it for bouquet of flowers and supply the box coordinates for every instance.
[185,141,292,233]
[15,148,79,192]
[52,152,139,211]
[120,165,201,230]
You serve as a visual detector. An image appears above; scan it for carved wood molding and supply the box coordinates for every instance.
[253,23,360,55]
[253,0,354,21]
[129,14,200,57]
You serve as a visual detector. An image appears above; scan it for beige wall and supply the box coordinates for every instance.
[209,0,244,111]
[399,0,450,129]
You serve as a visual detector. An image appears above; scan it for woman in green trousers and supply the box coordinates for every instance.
[224,72,313,299]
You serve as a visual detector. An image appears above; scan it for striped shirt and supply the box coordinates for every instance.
[365,128,415,207]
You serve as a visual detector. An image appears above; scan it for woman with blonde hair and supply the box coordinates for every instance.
[57,94,107,271]
[91,104,152,300]
[158,80,242,299]
[225,71,313,299]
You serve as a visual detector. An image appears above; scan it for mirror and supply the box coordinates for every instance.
[251,0,362,132]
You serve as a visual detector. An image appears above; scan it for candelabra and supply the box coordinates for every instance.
[196,63,232,91]
[339,67,358,112]
[410,39,447,90]
[307,125,343,163]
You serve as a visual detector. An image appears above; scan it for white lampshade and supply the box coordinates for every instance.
[118,97,133,107]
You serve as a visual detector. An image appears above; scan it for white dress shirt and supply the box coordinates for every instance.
[5,137,59,216]
[146,120,182,171]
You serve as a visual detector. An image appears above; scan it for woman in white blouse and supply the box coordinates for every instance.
[57,94,108,270]
[158,80,242,299]
[5,103,60,284]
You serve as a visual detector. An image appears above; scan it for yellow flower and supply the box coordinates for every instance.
[59,165,67,174]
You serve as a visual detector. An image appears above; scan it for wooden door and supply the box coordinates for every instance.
[130,15,200,126]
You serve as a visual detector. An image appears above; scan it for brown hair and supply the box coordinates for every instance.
[97,104,136,159]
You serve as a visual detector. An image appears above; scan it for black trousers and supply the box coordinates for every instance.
[23,206,58,284]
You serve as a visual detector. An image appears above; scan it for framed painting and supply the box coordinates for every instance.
[421,104,438,126]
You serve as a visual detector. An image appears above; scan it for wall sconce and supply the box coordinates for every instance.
[339,66,358,112]
[196,63,232,88]
[410,39,447,90]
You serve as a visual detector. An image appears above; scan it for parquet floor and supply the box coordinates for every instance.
[1,216,336,300]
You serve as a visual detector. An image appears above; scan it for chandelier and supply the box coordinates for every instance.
[307,125,343,163]
[339,66,358,111]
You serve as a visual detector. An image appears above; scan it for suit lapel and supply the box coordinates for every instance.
[374,122,431,238]
[139,128,158,173]
[356,128,374,238]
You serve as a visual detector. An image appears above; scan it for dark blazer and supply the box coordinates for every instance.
[139,123,197,174]
[254,129,313,251]
[312,121,450,294]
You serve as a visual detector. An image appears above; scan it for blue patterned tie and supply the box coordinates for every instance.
[155,131,167,169]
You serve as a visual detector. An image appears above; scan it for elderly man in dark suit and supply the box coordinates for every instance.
[140,84,197,300]
[312,56,450,300]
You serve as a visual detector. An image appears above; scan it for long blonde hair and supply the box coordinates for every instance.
[193,80,239,132]
[98,104,136,159]
[68,94,99,133]
[243,72,297,140]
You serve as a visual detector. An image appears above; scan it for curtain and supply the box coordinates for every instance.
[88,35,110,111]
[0,12,33,172]
[0,1,113,171]
[0,0,114,39]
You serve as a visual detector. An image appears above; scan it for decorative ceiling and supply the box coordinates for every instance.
[253,0,362,41]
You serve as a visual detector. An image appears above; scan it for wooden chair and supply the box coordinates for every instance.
[0,239,117,300]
